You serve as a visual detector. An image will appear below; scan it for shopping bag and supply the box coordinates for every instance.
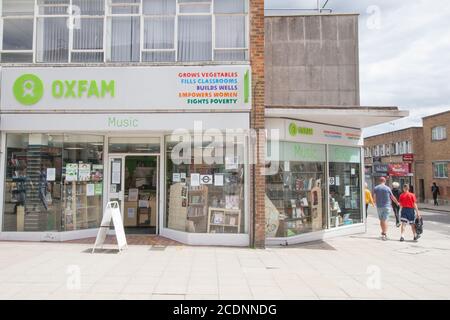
[415,216,424,235]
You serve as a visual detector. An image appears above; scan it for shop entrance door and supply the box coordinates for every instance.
[108,155,159,235]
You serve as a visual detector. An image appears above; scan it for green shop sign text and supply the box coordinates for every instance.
[289,123,314,137]
[108,117,139,128]
[52,80,115,99]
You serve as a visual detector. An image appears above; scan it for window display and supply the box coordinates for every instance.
[328,146,362,228]
[265,142,327,237]
[3,133,104,232]
[165,136,246,234]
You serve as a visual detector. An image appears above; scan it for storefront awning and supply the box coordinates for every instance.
[265,106,408,129]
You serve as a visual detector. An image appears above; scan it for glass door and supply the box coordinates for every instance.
[108,156,125,217]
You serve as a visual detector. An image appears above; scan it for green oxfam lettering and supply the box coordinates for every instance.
[13,74,44,105]
[288,123,314,137]
[52,80,115,99]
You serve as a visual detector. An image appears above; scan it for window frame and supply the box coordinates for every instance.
[0,0,35,62]
[433,162,448,179]
[0,0,249,64]
[432,126,447,141]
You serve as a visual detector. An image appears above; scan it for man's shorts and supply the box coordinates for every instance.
[377,207,391,221]
[401,208,416,225]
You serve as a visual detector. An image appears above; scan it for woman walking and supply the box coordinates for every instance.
[399,184,421,242]
[364,182,375,218]
[391,182,401,228]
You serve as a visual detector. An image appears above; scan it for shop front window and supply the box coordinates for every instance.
[265,142,327,238]
[3,133,104,232]
[328,146,362,228]
[165,135,246,234]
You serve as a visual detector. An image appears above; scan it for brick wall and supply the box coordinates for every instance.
[423,111,450,204]
[250,0,265,247]
[364,127,424,199]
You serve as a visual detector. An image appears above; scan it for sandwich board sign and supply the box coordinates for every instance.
[92,201,127,253]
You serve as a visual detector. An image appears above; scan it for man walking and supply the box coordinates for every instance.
[431,182,440,206]
[399,184,421,242]
[373,177,400,241]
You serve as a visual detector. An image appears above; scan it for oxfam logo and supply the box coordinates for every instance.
[289,123,314,137]
[13,74,44,106]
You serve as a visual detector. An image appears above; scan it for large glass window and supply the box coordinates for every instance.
[328,146,362,228]
[265,142,326,237]
[0,0,34,62]
[0,0,248,63]
[3,133,104,232]
[165,135,246,234]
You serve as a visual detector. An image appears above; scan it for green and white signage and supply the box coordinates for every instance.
[1,66,251,111]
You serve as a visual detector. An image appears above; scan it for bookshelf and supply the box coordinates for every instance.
[63,181,101,230]
[265,162,325,237]
[207,207,241,233]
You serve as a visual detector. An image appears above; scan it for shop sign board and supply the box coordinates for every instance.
[1,66,251,111]
[266,119,363,147]
[388,163,410,177]
[273,142,327,162]
[373,157,382,163]
[403,154,414,162]
[373,164,389,174]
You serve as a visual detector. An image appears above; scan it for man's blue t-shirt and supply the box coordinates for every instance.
[373,184,393,208]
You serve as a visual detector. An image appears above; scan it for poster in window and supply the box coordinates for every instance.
[65,164,78,182]
[112,162,121,184]
[78,164,91,181]
[46,168,56,182]
[190,173,200,187]
[86,184,95,197]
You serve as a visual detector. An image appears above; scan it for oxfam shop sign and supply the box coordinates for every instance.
[289,122,314,137]
[2,66,251,111]
[13,74,115,106]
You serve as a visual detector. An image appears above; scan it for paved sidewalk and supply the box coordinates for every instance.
[419,203,450,213]
[0,209,449,300]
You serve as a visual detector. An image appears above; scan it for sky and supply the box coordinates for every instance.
[265,0,450,137]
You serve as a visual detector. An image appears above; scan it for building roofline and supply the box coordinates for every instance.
[422,109,450,120]
[264,11,359,17]
[364,126,423,140]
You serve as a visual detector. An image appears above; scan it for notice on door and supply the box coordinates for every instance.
[112,161,121,184]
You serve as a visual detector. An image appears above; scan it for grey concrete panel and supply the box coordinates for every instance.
[288,66,307,91]
[339,90,357,105]
[287,17,305,41]
[338,65,357,91]
[272,66,291,92]
[265,19,272,43]
[306,66,322,91]
[338,40,357,65]
[338,16,357,41]
[322,66,339,91]
[272,42,289,66]
[272,17,288,42]
[321,91,341,105]
[288,91,307,105]
[265,43,273,67]
[272,90,289,105]
[287,42,306,66]
[321,40,339,65]
[304,16,321,40]
[305,42,323,66]
[305,91,323,105]
[321,16,338,41]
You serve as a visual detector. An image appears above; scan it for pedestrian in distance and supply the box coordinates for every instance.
[391,182,401,228]
[431,182,440,206]
[364,182,375,218]
[399,184,421,242]
[373,177,400,241]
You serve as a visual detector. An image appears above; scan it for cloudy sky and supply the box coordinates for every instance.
[265,0,450,137]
